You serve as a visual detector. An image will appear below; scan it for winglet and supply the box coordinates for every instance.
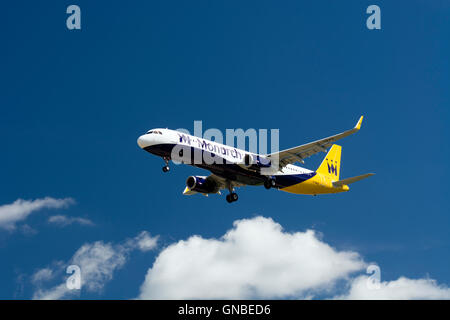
[354,116,364,130]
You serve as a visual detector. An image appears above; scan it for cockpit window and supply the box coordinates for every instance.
[146,130,162,135]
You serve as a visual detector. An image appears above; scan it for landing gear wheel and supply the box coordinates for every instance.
[226,193,238,203]
[264,178,276,189]
[162,157,170,172]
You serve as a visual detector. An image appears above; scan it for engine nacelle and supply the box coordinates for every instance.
[186,176,219,194]
[241,154,272,170]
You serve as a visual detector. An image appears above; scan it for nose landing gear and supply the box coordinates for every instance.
[162,158,170,173]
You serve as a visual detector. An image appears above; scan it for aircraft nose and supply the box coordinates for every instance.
[137,135,150,149]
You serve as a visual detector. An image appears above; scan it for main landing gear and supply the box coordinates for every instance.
[264,178,276,189]
[162,158,170,173]
[226,192,238,203]
[226,181,238,203]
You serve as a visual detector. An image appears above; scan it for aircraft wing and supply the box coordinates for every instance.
[267,116,364,167]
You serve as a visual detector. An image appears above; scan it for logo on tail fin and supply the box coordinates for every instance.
[317,145,341,179]
[327,161,338,176]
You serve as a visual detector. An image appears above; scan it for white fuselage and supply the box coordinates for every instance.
[137,128,314,177]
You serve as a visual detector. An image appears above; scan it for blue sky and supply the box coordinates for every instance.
[1,1,449,299]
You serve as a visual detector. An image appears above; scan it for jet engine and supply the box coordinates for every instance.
[186,176,219,194]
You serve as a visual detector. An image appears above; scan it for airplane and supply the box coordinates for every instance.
[137,116,374,203]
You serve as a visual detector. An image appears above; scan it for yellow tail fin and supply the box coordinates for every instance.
[316,144,341,180]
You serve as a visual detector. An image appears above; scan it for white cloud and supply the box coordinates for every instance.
[31,268,54,284]
[48,215,94,227]
[20,224,38,236]
[133,231,159,252]
[30,215,450,300]
[34,284,70,300]
[138,216,366,299]
[0,197,73,230]
[32,231,158,300]
[336,275,450,300]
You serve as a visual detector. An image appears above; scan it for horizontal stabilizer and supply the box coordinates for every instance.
[333,173,375,187]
